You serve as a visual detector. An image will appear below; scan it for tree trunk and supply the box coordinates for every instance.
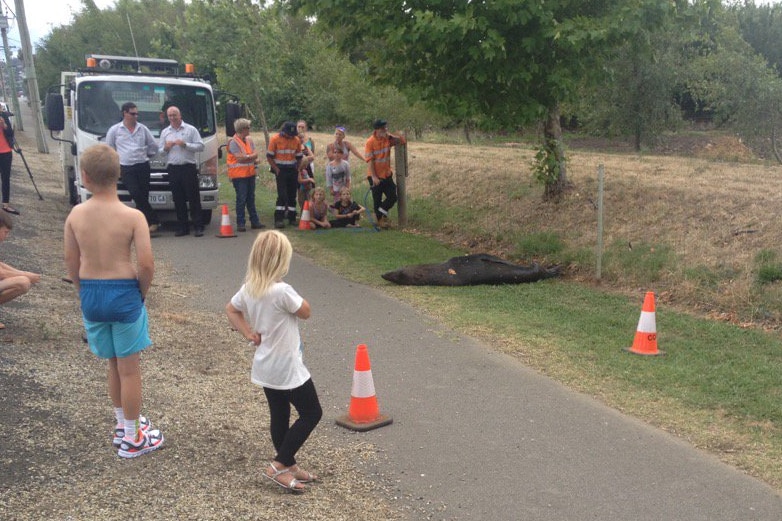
[463,121,472,144]
[543,104,567,200]
[772,124,782,164]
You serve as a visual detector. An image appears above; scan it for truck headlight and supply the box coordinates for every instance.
[198,156,218,189]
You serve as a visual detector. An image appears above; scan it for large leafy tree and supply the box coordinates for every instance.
[287,0,678,198]
[35,0,187,97]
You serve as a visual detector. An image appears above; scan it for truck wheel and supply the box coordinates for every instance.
[201,209,212,225]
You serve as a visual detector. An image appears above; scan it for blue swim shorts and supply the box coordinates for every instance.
[83,305,151,359]
[79,279,143,323]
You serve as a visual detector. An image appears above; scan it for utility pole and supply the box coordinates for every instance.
[13,0,46,152]
[0,10,22,130]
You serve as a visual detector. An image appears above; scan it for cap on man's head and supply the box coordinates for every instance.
[281,121,298,136]
[373,119,387,130]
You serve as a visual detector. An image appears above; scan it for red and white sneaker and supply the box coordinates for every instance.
[118,428,164,459]
[112,416,152,448]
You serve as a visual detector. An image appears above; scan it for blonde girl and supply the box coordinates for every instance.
[309,187,331,229]
[225,230,322,493]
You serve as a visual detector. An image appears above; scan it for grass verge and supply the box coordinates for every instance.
[223,151,782,491]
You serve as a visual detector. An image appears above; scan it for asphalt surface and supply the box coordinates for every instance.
[154,229,782,521]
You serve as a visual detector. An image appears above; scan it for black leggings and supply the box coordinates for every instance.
[0,151,12,204]
[263,378,322,467]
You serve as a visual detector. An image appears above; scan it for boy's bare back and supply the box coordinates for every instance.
[63,144,154,297]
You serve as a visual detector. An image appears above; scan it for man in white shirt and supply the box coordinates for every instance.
[159,106,205,237]
[106,102,160,233]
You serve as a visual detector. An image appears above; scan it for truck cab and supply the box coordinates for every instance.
[46,55,220,224]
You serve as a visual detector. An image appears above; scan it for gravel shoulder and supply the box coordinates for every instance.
[0,133,414,519]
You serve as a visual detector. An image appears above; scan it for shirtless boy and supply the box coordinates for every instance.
[64,144,164,458]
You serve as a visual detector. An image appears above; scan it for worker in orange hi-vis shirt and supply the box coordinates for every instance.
[364,119,404,229]
[266,121,303,229]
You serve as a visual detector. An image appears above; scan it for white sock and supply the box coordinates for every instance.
[114,407,124,426]
[124,418,139,441]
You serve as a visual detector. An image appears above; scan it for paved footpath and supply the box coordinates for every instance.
[155,222,782,520]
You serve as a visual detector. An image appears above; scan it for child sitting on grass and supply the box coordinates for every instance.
[329,187,364,228]
[308,187,331,229]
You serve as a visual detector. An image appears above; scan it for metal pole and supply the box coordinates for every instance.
[596,164,605,281]
[13,0,46,152]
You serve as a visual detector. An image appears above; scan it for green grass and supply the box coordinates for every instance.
[227,176,782,487]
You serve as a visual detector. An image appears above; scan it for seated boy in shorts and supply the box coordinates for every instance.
[64,144,164,458]
[0,210,40,329]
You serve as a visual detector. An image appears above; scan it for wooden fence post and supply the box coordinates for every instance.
[394,132,408,228]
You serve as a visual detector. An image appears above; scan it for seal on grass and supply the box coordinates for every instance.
[381,254,561,286]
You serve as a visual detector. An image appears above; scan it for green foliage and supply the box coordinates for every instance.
[604,240,675,283]
[514,232,565,259]
[754,249,782,285]
[532,143,562,187]
[35,0,188,95]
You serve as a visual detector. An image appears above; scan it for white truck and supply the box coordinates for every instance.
[45,54,226,224]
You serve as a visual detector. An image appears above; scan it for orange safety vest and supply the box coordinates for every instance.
[365,133,393,179]
[226,135,257,179]
[267,133,303,167]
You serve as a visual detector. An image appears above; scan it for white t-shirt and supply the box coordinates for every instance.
[230,281,310,390]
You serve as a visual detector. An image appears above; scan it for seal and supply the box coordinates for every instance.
[381,254,561,286]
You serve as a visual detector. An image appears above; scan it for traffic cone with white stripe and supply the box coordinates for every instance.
[216,204,237,238]
[625,291,664,356]
[335,344,393,432]
[298,200,312,230]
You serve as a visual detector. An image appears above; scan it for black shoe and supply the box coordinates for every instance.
[251,223,266,230]
[194,226,204,237]
[175,227,190,237]
[236,226,247,232]
[274,221,285,229]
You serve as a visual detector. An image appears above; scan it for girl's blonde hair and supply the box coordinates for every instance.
[311,186,326,199]
[244,230,293,298]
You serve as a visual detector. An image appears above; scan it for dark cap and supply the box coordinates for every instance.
[281,121,298,136]
[372,119,387,129]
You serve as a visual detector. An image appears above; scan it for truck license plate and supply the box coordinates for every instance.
[149,194,167,204]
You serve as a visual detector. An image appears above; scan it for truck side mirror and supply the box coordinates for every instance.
[225,101,242,137]
[46,93,65,131]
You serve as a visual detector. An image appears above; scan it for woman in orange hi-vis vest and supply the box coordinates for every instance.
[227,119,265,232]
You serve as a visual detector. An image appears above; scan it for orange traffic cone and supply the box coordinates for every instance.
[625,291,664,356]
[216,204,237,238]
[298,200,312,230]
[335,344,393,432]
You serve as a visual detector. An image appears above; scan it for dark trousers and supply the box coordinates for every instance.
[370,176,398,220]
[168,163,202,228]
[263,378,322,467]
[231,176,260,227]
[0,151,11,205]
[274,166,298,224]
[120,162,158,225]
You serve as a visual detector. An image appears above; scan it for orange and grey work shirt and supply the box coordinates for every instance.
[365,132,393,179]
[226,136,256,179]
[266,133,303,170]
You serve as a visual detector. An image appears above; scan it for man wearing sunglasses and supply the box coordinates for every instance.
[106,102,160,234]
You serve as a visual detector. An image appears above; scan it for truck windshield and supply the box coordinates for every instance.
[77,80,216,138]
